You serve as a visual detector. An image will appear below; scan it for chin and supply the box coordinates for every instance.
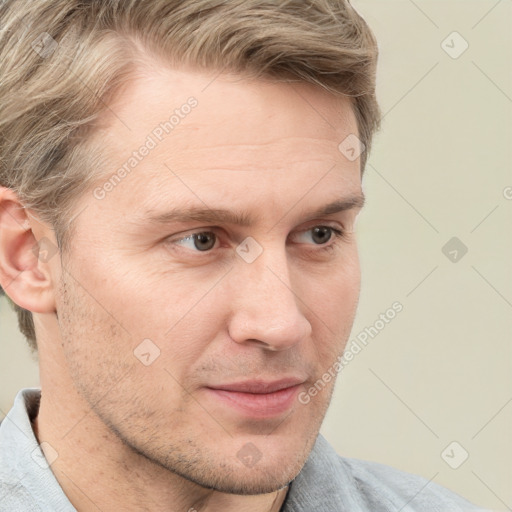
[172,454,305,495]
[161,431,317,495]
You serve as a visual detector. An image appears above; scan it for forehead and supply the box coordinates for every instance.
[95,63,358,154]
[84,65,362,218]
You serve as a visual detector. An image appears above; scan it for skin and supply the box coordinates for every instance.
[0,61,364,511]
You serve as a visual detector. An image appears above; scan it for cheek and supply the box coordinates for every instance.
[61,244,233,397]
[302,250,360,315]
[65,245,204,339]
[301,254,360,357]
[56,273,198,416]
[55,274,132,406]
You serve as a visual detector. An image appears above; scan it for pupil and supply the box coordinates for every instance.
[313,226,331,244]
[194,232,216,251]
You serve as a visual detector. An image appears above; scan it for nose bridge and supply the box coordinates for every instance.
[228,244,312,350]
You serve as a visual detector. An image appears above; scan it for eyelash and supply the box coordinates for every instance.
[317,227,349,253]
[168,226,350,256]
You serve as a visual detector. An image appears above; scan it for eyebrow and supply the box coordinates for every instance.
[140,194,365,228]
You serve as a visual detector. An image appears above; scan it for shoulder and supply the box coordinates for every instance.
[0,388,75,511]
[338,454,488,511]
[283,435,490,512]
[0,389,42,511]
[0,481,42,511]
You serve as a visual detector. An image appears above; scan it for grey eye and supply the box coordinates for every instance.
[191,232,217,251]
[310,226,333,244]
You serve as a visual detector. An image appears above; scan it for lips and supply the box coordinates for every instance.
[204,378,305,418]
[208,378,305,394]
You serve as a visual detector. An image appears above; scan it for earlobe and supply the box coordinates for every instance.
[0,187,57,314]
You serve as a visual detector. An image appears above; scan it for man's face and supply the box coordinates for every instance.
[52,65,363,494]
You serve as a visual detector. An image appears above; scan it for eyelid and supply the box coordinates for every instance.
[296,219,349,232]
[167,226,222,241]
[169,229,222,250]
[290,224,346,243]
[167,223,349,255]
[169,221,346,241]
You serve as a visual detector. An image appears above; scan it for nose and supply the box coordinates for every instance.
[227,249,312,351]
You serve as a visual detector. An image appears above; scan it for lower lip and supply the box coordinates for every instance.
[205,385,301,418]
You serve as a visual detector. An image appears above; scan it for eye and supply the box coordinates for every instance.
[291,226,345,246]
[167,225,348,256]
[173,231,218,252]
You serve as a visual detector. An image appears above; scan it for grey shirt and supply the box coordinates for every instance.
[0,388,489,511]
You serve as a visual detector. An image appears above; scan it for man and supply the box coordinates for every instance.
[0,0,486,510]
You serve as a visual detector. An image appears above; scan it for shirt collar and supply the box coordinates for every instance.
[0,388,76,510]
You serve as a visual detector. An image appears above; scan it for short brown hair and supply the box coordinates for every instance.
[0,0,381,351]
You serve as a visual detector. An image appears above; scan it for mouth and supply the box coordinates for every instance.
[204,378,305,418]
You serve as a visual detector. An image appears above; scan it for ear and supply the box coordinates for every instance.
[0,187,57,313]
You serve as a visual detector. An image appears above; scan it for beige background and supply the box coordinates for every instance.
[1,1,510,510]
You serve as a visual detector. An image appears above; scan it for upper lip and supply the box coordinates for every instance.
[207,378,306,394]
